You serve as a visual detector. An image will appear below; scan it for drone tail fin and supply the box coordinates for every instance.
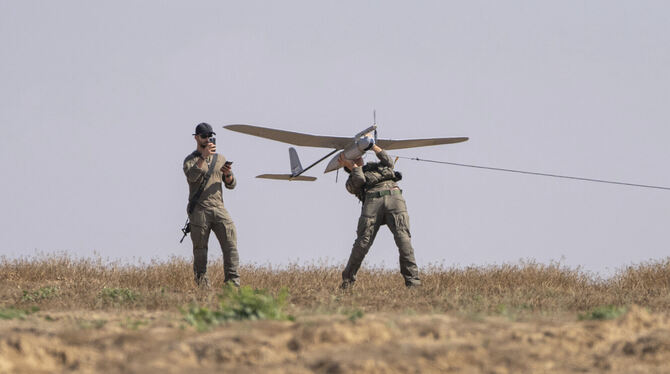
[255,147,324,182]
[289,147,303,175]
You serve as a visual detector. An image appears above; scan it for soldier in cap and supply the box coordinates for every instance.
[338,144,421,289]
[183,122,240,287]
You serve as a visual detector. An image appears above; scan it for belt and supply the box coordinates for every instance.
[366,189,402,198]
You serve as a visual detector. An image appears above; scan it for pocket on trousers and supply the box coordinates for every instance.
[356,216,376,246]
[225,222,237,243]
[393,212,411,238]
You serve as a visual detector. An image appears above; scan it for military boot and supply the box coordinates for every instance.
[340,279,354,290]
[224,278,240,288]
[405,279,422,288]
[194,273,210,289]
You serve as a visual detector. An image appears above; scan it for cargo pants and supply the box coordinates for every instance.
[189,205,240,285]
[342,191,421,286]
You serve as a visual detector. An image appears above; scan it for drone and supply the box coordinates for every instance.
[224,112,468,181]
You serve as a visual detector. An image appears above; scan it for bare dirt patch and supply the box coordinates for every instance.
[2,307,670,373]
[3,255,670,373]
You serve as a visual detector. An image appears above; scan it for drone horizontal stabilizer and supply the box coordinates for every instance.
[256,174,317,182]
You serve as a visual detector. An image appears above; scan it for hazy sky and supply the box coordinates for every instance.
[1,1,669,275]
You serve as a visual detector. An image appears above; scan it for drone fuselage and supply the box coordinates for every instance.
[324,135,375,173]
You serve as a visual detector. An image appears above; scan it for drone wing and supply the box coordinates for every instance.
[376,137,469,150]
[225,124,351,149]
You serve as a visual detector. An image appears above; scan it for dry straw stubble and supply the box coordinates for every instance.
[2,254,670,317]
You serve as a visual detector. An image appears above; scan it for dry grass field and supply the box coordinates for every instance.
[2,254,670,373]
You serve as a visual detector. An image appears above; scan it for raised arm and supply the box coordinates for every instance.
[345,167,366,195]
[372,145,394,168]
[184,143,216,183]
[339,154,365,195]
[183,156,207,183]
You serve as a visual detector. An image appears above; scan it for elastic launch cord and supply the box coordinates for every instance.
[394,156,670,191]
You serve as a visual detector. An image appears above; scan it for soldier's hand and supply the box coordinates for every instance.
[221,162,232,176]
[338,154,354,169]
[200,142,216,158]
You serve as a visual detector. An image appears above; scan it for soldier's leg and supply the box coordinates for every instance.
[342,215,381,286]
[189,208,211,286]
[386,197,421,287]
[211,208,240,286]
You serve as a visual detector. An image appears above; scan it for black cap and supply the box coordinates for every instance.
[193,122,216,136]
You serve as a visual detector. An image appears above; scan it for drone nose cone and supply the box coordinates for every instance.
[356,136,374,152]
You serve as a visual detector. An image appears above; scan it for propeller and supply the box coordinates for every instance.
[373,109,378,143]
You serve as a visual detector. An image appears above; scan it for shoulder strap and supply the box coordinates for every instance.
[187,154,219,214]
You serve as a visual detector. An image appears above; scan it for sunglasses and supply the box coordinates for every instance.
[199,134,213,139]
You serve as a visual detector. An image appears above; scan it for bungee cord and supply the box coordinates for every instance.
[393,156,670,191]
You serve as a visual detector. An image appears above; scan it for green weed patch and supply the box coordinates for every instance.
[98,287,141,305]
[22,286,60,302]
[579,305,627,321]
[183,285,292,331]
[0,306,39,320]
